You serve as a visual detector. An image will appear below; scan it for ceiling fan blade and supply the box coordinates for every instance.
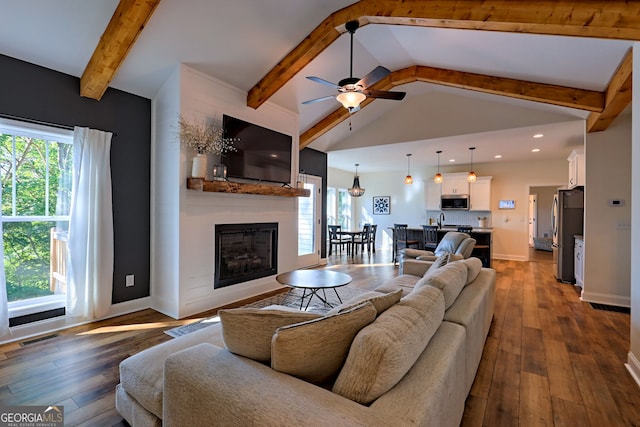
[301,95,336,105]
[357,66,391,89]
[362,89,406,100]
[306,76,340,89]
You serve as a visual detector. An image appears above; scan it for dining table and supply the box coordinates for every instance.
[337,229,365,255]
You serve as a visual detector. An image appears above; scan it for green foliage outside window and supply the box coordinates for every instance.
[0,133,72,302]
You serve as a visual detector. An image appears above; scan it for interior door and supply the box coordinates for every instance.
[528,194,537,246]
[297,175,322,268]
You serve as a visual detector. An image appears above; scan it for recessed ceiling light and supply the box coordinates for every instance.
[494,154,502,158]
[533,133,544,138]
[449,159,455,162]
[532,148,541,152]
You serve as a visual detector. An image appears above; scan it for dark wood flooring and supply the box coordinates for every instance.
[0,251,638,426]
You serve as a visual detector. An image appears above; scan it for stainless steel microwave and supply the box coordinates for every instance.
[441,194,470,210]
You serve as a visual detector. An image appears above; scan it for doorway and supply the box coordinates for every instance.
[528,185,558,262]
[297,175,322,268]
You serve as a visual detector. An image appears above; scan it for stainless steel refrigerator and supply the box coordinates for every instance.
[552,188,584,283]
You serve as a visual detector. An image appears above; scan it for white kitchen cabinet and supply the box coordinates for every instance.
[568,148,585,189]
[442,172,469,195]
[574,236,584,287]
[470,176,492,211]
[426,181,441,210]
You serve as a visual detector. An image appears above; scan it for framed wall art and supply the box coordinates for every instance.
[373,196,390,215]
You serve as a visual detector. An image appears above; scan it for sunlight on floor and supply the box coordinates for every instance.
[77,315,221,335]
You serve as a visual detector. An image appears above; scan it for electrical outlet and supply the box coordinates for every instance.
[126,274,135,287]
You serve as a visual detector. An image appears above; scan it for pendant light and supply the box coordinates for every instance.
[467,147,477,183]
[434,150,443,184]
[404,154,413,184]
[348,163,365,197]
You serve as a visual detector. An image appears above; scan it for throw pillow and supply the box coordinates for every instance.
[219,307,321,362]
[461,257,483,284]
[332,285,445,404]
[431,252,451,269]
[326,289,403,316]
[416,261,468,309]
[271,302,376,385]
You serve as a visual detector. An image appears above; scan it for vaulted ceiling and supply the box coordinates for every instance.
[1,0,636,171]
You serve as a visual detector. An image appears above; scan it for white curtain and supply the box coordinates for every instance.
[0,209,9,338]
[66,127,114,320]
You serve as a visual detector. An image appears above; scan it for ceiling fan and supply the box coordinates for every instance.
[302,20,406,113]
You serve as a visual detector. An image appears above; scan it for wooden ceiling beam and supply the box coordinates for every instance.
[299,66,605,149]
[249,0,640,109]
[80,0,161,100]
[587,48,633,132]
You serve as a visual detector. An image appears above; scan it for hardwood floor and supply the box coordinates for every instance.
[0,252,638,426]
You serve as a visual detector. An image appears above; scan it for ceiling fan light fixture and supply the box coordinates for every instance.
[434,150,443,184]
[404,153,413,184]
[467,147,477,183]
[336,91,366,111]
[348,163,365,197]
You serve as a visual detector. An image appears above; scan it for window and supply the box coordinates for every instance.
[0,119,73,320]
[327,187,352,229]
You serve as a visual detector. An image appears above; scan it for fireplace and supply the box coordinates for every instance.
[214,223,278,289]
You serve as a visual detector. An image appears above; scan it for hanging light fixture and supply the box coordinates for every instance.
[434,150,443,184]
[336,91,367,111]
[348,163,365,197]
[467,147,477,183]
[404,154,413,184]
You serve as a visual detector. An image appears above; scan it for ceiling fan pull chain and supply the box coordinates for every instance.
[349,119,352,131]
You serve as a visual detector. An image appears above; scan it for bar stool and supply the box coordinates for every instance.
[422,225,439,251]
[393,224,420,265]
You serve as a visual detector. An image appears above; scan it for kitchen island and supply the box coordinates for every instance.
[391,226,493,267]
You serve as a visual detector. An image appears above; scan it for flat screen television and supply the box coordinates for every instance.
[223,115,292,184]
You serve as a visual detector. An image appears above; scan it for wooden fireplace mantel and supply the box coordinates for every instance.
[186,178,310,197]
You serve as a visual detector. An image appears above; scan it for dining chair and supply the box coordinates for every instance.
[353,223,372,254]
[422,225,439,251]
[328,225,350,255]
[393,224,420,265]
[369,224,377,253]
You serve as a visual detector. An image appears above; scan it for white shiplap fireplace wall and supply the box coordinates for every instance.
[151,64,299,319]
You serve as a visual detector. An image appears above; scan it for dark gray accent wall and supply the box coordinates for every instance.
[299,147,327,258]
[0,54,151,305]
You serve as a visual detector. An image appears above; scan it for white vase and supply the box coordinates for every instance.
[478,219,487,228]
[191,153,207,178]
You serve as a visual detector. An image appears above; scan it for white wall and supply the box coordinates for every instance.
[627,44,640,385]
[151,65,300,319]
[582,114,632,307]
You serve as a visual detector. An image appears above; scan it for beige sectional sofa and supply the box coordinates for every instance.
[116,254,496,426]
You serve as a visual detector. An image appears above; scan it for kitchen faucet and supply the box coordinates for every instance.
[438,212,445,228]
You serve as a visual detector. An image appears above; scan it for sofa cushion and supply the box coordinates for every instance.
[219,307,321,362]
[416,261,468,309]
[326,289,402,316]
[374,274,420,296]
[271,302,376,385]
[332,286,445,404]
[119,323,226,419]
[460,257,483,284]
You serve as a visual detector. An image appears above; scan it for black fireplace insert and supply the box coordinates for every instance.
[214,223,278,289]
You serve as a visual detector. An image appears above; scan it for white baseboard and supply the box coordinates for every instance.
[579,290,631,307]
[493,253,527,262]
[626,352,640,389]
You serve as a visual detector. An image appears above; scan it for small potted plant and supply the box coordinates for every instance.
[179,116,237,179]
